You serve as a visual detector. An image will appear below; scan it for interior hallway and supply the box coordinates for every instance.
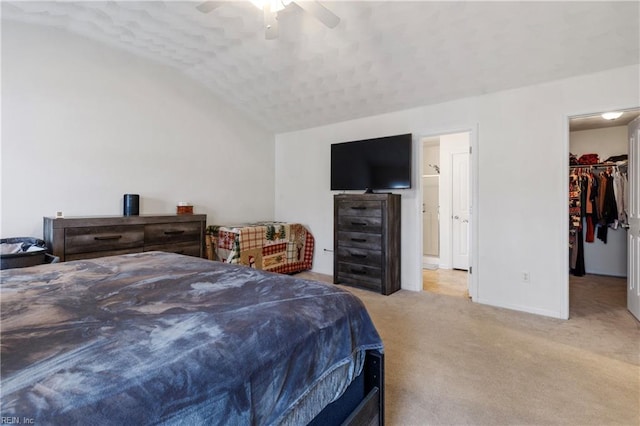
[423,268,469,298]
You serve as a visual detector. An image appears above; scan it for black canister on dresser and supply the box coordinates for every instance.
[333,193,401,295]
[123,194,140,216]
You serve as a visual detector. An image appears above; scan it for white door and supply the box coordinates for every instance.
[628,117,640,321]
[452,151,470,270]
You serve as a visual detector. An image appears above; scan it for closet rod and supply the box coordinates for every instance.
[569,163,626,168]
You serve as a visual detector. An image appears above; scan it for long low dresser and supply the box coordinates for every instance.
[43,214,207,261]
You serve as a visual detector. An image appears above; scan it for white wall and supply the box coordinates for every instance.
[570,126,628,276]
[422,141,440,172]
[1,21,276,238]
[275,64,640,319]
[570,126,628,162]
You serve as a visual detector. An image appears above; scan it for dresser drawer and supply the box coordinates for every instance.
[337,201,382,218]
[145,242,202,257]
[337,215,382,233]
[337,262,382,291]
[336,246,382,267]
[337,231,382,250]
[65,226,144,255]
[145,222,202,245]
[66,248,143,262]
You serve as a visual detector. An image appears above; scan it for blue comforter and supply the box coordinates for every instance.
[0,252,383,425]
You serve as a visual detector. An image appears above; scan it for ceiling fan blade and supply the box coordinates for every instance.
[196,1,223,14]
[294,1,340,28]
[264,3,278,40]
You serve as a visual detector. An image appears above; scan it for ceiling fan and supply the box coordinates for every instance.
[196,0,340,40]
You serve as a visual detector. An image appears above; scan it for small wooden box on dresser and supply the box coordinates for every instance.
[334,193,401,295]
[43,214,207,262]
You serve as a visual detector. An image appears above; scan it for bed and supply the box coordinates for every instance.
[207,222,314,274]
[0,251,383,425]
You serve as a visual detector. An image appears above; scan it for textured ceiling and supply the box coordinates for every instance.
[3,1,639,133]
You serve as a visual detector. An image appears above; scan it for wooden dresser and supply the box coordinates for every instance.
[43,214,207,262]
[334,193,401,295]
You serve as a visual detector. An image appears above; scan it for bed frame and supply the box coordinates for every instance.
[310,350,385,426]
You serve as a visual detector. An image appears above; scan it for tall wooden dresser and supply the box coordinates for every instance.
[43,214,207,262]
[334,193,401,295]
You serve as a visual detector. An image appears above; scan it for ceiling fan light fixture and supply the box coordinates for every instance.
[601,111,623,120]
[250,0,290,12]
[226,0,339,40]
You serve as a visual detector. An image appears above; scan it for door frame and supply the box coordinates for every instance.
[562,106,639,319]
[628,116,640,321]
[417,125,479,300]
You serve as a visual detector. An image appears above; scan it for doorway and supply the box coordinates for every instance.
[420,131,471,298]
[567,108,639,320]
[422,137,440,269]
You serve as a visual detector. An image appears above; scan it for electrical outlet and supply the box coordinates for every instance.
[522,271,530,283]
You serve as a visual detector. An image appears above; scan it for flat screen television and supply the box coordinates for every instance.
[331,133,412,191]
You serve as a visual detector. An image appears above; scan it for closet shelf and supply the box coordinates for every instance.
[570,162,627,169]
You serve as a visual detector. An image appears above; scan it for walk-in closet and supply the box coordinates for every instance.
[568,109,639,319]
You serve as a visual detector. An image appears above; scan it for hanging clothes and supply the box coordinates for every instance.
[584,172,595,242]
[573,226,586,276]
[569,171,585,276]
[596,171,619,243]
[597,172,607,221]
[613,168,628,224]
[568,152,628,277]
[589,171,599,223]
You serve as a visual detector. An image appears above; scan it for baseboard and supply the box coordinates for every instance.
[475,298,565,320]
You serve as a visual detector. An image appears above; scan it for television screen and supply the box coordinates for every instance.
[331,133,412,191]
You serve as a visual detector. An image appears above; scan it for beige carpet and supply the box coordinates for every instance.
[296,272,640,425]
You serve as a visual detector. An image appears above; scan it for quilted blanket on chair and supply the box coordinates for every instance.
[208,222,314,274]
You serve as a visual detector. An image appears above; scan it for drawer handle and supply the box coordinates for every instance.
[350,253,367,258]
[94,235,122,241]
[351,222,367,226]
[351,238,367,243]
[350,269,367,275]
[350,206,367,210]
[164,230,185,235]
